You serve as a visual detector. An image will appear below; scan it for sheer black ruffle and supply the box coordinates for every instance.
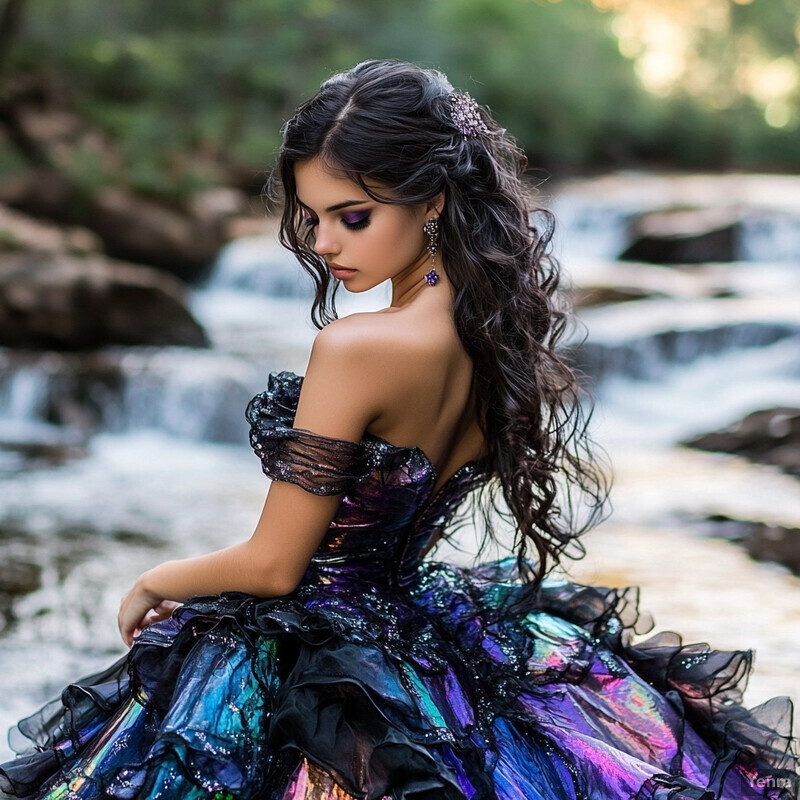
[245,371,378,496]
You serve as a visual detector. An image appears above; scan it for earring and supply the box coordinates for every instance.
[423,217,439,286]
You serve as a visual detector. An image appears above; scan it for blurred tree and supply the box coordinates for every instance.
[0,0,26,77]
[591,0,800,144]
[0,0,798,207]
[432,0,658,167]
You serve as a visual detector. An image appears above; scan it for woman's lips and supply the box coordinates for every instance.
[329,264,357,279]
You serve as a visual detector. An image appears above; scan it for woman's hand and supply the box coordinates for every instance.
[118,574,181,647]
[112,477,347,646]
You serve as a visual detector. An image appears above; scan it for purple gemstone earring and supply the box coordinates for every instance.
[423,217,439,286]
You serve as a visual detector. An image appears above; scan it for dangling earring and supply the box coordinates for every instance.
[423,217,439,286]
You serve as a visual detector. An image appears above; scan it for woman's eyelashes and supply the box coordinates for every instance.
[300,210,371,231]
[340,210,371,230]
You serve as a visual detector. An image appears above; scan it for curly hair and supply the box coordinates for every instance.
[268,59,610,589]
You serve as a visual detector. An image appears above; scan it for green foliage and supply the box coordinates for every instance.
[729,0,799,56]
[0,227,21,251]
[4,0,799,205]
[0,137,27,180]
[432,0,653,165]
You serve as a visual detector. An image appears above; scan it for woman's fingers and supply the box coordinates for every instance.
[142,601,181,626]
[119,598,182,647]
[154,599,182,617]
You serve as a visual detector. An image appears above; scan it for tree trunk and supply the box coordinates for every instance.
[0,0,27,80]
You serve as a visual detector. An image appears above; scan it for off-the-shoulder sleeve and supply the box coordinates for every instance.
[245,371,375,496]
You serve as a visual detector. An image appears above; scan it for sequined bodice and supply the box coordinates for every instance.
[246,371,488,588]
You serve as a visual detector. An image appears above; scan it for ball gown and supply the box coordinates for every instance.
[0,370,797,799]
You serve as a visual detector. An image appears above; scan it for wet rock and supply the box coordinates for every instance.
[89,185,234,283]
[0,521,35,543]
[0,557,42,597]
[0,251,209,349]
[111,529,167,549]
[620,207,741,264]
[53,526,112,581]
[683,407,800,477]
[572,323,797,385]
[0,202,101,255]
[569,260,747,310]
[0,518,166,634]
[0,169,245,283]
[747,523,800,575]
[0,438,87,471]
[573,285,661,308]
[699,514,800,576]
[0,347,256,446]
[0,351,125,455]
[0,546,43,633]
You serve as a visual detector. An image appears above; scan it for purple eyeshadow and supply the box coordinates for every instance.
[341,210,370,225]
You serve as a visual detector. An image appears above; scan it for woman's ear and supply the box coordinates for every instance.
[427,192,445,218]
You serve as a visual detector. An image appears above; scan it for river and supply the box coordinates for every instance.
[0,172,798,760]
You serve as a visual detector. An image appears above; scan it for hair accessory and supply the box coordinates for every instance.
[450,92,489,140]
[423,217,439,286]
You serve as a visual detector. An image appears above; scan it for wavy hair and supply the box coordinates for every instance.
[268,60,610,588]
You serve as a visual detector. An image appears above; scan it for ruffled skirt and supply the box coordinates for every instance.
[1,559,797,799]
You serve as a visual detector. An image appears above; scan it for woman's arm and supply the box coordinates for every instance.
[118,318,389,646]
[118,483,345,645]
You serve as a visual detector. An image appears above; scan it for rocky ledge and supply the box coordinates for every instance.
[0,249,208,350]
[683,406,800,477]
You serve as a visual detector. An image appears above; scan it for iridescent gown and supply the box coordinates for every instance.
[1,371,797,799]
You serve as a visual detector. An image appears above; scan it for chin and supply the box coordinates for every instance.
[340,277,386,295]
[342,284,371,294]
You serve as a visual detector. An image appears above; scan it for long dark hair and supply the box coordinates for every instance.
[269,60,609,587]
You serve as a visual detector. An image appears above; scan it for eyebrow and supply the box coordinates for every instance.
[297,198,369,213]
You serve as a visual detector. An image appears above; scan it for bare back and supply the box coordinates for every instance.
[293,278,488,499]
[358,298,487,495]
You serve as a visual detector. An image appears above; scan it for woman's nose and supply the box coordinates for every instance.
[312,223,340,257]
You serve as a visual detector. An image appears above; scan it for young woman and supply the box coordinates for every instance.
[1,60,796,800]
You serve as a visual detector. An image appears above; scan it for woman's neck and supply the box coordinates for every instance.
[389,259,451,309]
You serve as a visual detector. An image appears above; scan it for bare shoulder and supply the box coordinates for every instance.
[315,310,449,382]
[305,310,452,422]
[310,312,381,352]
[293,312,438,444]
[301,308,483,473]
[312,310,422,354]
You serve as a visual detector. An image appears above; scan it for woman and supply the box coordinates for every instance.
[1,60,796,799]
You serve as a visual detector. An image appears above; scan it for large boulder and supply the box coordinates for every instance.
[700,514,800,577]
[0,169,247,283]
[0,251,208,350]
[683,407,800,477]
[620,207,742,264]
[89,185,241,282]
[0,201,101,255]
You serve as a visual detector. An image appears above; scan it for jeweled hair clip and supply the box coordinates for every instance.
[449,92,489,140]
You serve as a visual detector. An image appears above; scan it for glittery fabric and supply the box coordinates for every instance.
[1,370,797,799]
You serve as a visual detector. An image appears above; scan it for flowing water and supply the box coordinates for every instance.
[1,172,799,759]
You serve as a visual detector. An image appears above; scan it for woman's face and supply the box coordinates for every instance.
[293,158,435,292]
